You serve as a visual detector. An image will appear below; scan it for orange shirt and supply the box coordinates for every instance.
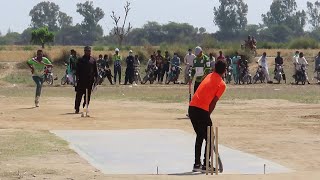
[190,72,226,111]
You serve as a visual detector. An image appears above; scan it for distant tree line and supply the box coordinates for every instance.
[0,0,319,48]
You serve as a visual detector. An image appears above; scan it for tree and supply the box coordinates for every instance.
[307,1,320,30]
[31,27,54,48]
[58,12,73,29]
[262,0,306,35]
[77,1,105,45]
[213,0,248,39]
[110,1,133,46]
[29,1,73,32]
[29,1,60,31]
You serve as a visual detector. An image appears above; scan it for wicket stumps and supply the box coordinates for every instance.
[206,126,219,175]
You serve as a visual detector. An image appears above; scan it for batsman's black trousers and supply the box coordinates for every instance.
[188,106,212,165]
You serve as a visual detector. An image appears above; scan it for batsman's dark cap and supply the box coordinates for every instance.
[84,46,91,51]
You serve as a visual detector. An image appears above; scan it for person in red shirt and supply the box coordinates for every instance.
[188,60,227,172]
[217,51,225,61]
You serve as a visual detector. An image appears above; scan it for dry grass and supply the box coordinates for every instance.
[0,130,71,161]
[0,45,319,62]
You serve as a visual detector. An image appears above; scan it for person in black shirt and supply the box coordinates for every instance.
[74,46,98,114]
[274,51,285,77]
[124,50,135,85]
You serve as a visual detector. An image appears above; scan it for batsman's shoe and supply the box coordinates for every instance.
[192,164,202,172]
[201,164,215,173]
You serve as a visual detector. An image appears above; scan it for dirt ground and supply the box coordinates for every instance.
[1,59,320,179]
[1,94,320,179]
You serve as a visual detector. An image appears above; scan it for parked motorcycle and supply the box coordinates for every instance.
[274,64,285,84]
[96,67,113,85]
[44,67,54,85]
[225,65,232,84]
[294,64,307,85]
[141,66,158,84]
[239,66,252,84]
[134,67,142,84]
[166,64,182,84]
[61,72,74,85]
[252,66,265,84]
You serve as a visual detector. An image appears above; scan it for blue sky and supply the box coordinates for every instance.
[0,0,316,35]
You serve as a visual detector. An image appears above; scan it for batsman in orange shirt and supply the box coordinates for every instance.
[188,60,227,172]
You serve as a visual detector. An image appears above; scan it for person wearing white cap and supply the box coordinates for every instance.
[113,48,122,84]
[124,50,135,85]
[191,46,211,93]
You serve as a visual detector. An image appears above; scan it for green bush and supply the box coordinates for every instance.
[288,37,319,49]
[93,46,105,51]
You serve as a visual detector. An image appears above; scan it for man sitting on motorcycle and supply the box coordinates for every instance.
[292,51,300,80]
[257,52,271,83]
[238,55,249,83]
[295,52,310,84]
[171,52,181,75]
[274,51,285,80]
[147,55,156,71]
[97,54,112,85]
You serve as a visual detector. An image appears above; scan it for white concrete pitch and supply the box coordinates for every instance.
[51,129,292,175]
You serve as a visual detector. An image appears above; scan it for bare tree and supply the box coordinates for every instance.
[110,1,132,46]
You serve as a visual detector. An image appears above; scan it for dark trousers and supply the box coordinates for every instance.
[125,68,134,84]
[194,81,201,94]
[114,66,122,84]
[156,67,163,82]
[75,88,92,112]
[188,106,212,165]
[161,65,169,82]
[32,76,44,97]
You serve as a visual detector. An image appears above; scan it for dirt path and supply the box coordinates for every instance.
[0,97,320,179]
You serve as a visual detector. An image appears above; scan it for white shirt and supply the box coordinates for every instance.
[257,56,268,68]
[296,57,308,70]
[184,53,196,66]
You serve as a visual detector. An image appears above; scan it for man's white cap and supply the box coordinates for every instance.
[195,46,202,56]
[115,48,120,52]
[129,50,133,53]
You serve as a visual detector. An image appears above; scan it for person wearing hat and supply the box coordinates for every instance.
[113,48,122,84]
[191,46,211,93]
[184,49,196,84]
[124,50,135,85]
[74,46,98,114]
